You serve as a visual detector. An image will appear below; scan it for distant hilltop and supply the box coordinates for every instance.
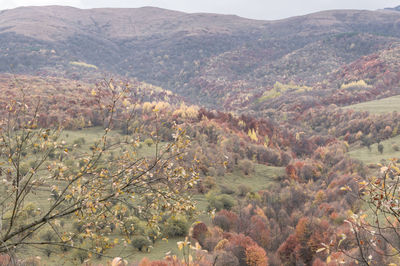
[2,6,400,109]
[385,6,400,11]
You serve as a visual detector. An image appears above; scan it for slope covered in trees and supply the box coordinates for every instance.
[2,6,400,109]
[2,5,400,266]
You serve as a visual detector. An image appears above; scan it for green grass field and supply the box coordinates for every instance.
[219,164,284,192]
[348,134,400,164]
[60,127,166,158]
[18,236,184,265]
[344,95,400,164]
[343,95,400,114]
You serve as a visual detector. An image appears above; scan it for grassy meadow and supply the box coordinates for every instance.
[345,94,400,164]
[218,164,284,192]
[343,95,400,114]
[348,134,400,164]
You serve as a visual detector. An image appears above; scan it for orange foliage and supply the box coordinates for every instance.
[139,257,175,266]
[295,217,311,243]
[245,244,268,266]
[286,164,298,180]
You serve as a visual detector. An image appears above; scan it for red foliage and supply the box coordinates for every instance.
[249,215,270,249]
[277,234,298,265]
[192,222,209,246]
[312,258,326,266]
[318,203,335,216]
[222,233,263,265]
[0,254,11,265]
[286,164,298,181]
[213,210,239,232]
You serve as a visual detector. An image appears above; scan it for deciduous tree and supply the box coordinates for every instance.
[0,80,198,259]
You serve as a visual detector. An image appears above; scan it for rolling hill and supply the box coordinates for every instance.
[1,6,400,110]
[3,5,400,265]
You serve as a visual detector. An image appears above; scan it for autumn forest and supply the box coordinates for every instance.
[1,4,400,266]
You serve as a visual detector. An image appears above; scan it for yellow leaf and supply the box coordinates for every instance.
[392,166,400,173]
[195,242,201,250]
[340,185,352,191]
[91,89,97,96]
[358,181,367,186]
[338,234,347,247]
[177,241,184,251]
[316,247,326,253]
[327,255,331,263]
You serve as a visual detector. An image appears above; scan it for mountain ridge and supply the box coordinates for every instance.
[0,5,262,41]
[1,6,400,110]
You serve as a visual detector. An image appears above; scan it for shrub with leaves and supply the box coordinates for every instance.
[191,222,209,246]
[207,192,236,211]
[164,216,189,237]
[144,138,154,147]
[213,210,238,232]
[238,159,254,175]
[132,236,151,252]
[237,184,252,197]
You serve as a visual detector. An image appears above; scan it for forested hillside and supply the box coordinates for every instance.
[1,5,400,266]
[2,6,400,108]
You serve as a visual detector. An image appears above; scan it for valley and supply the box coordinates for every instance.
[1,4,400,265]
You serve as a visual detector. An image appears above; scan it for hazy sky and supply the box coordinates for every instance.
[0,0,399,20]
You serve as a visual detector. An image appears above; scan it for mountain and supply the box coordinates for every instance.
[0,6,262,41]
[1,6,400,109]
[385,6,400,12]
